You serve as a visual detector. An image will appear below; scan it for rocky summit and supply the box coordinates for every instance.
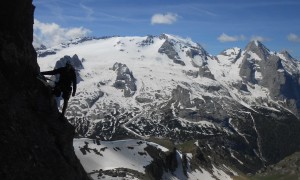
[36,34,300,179]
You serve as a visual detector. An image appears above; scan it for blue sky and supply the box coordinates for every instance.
[33,0,300,59]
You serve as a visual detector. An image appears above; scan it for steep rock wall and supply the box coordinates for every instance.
[0,0,89,179]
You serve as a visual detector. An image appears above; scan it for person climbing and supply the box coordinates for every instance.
[41,61,77,117]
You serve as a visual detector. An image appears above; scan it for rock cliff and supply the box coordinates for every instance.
[0,0,89,179]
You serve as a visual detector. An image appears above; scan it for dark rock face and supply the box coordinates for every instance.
[0,0,89,180]
[135,96,153,103]
[37,50,56,57]
[186,44,209,67]
[259,56,285,97]
[112,62,137,97]
[240,41,273,84]
[183,70,199,78]
[240,41,300,115]
[252,107,300,164]
[239,53,259,84]
[35,44,47,51]
[144,146,179,180]
[55,54,84,70]
[186,48,204,59]
[171,85,194,108]
[158,39,185,66]
[198,65,215,80]
[254,151,300,178]
[232,81,249,92]
[245,41,270,60]
[137,35,154,47]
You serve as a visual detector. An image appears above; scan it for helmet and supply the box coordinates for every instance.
[66,60,72,65]
[65,60,72,69]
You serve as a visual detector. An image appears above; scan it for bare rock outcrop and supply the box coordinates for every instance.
[0,0,90,179]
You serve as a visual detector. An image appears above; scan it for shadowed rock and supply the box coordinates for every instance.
[112,62,137,97]
[0,0,90,179]
[240,40,300,115]
[158,38,185,66]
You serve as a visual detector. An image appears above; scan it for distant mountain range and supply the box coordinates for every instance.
[37,34,300,179]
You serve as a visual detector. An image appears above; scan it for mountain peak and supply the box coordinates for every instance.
[221,47,241,55]
[245,40,270,60]
[159,33,169,40]
[280,50,294,60]
[218,47,242,64]
[253,40,262,46]
[246,40,268,50]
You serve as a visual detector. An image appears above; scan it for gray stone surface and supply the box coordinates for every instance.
[158,39,185,66]
[113,62,137,97]
[198,65,215,80]
[240,40,300,115]
[0,1,89,180]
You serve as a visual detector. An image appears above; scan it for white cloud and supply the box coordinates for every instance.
[287,33,300,42]
[33,19,91,48]
[250,35,270,42]
[217,33,246,42]
[151,13,178,25]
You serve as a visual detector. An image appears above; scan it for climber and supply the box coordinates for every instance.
[41,61,77,117]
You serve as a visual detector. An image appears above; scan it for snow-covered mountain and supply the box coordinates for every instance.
[37,34,300,179]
